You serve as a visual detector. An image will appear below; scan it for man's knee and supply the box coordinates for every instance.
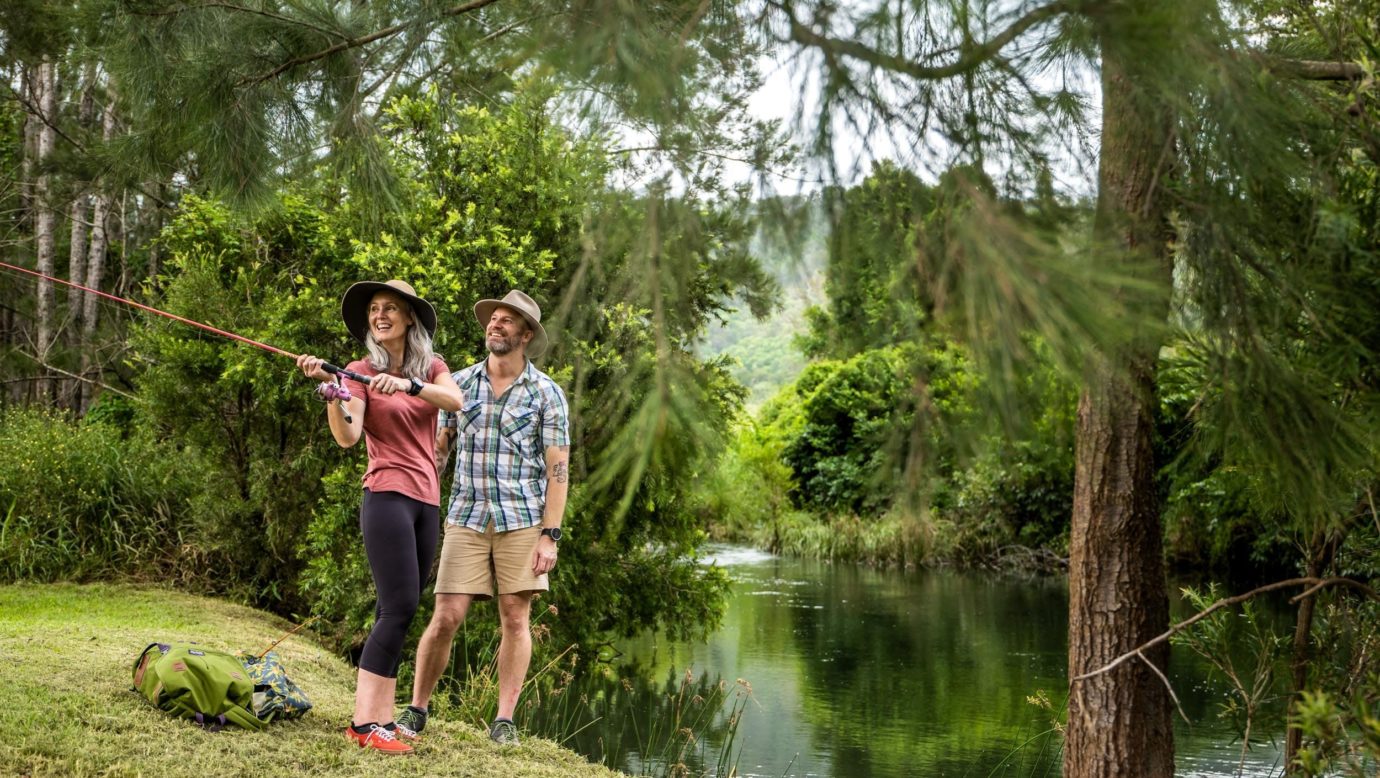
[497,594,533,635]
[428,595,470,635]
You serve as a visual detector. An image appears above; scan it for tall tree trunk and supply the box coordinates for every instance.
[67,195,91,326]
[1064,27,1177,778]
[20,66,37,219]
[79,88,119,411]
[65,192,92,410]
[33,59,59,401]
[82,93,118,339]
[67,63,100,336]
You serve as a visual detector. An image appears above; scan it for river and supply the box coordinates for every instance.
[526,546,1286,777]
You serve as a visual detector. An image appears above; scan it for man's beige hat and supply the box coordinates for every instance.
[474,289,548,357]
[341,279,437,343]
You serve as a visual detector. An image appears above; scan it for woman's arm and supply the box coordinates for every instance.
[368,368,462,412]
[419,369,463,412]
[326,395,366,447]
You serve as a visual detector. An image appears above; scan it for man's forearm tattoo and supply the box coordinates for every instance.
[553,460,568,484]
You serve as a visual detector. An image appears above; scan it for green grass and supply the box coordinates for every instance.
[0,583,621,778]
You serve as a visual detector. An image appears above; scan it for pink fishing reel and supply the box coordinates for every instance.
[314,380,355,422]
[314,381,353,403]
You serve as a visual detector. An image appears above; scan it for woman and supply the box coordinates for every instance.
[297,279,462,755]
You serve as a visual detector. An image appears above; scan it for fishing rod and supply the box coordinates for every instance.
[0,260,373,417]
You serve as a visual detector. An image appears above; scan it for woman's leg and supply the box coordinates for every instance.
[356,490,424,724]
[354,668,398,727]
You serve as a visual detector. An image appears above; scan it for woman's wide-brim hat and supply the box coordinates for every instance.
[341,280,437,343]
[474,289,548,357]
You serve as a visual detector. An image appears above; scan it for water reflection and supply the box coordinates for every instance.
[524,547,1285,777]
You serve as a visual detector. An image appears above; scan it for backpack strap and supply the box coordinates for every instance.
[130,642,170,690]
[193,713,228,733]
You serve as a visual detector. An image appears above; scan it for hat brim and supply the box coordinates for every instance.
[341,282,437,343]
[474,299,547,357]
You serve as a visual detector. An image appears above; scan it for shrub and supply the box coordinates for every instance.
[0,407,225,586]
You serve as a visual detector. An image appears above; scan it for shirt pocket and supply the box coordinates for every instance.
[459,400,484,434]
[499,405,538,456]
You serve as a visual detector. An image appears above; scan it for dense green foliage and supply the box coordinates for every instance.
[0,406,222,584]
[700,163,1078,568]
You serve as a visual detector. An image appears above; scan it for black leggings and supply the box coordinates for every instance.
[358,489,439,678]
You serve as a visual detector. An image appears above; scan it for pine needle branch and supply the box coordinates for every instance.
[771,0,1078,80]
[236,0,504,87]
[130,2,347,41]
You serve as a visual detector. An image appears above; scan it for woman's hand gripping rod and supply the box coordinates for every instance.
[321,362,372,386]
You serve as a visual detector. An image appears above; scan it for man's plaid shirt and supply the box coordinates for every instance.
[440,359,570,532]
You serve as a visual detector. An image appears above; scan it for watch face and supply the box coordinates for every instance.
[543,527,563,542]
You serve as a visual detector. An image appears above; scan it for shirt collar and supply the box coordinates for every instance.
[481,358,532,387]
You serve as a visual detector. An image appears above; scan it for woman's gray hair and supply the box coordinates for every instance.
[364,300,434,380]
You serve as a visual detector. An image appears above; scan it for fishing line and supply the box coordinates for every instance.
[0,260,371,385]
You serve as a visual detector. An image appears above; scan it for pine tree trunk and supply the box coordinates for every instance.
[33,59,59,401]
[81,95,118,341]
[20,67,37,219]
[67,64,100,337]
[1063,25,1176,778]
[65,192,91,410]
[67,195,90,323]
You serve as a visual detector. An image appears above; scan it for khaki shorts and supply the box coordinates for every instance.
[435,523,548,598]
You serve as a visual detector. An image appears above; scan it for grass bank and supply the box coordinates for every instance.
[0,583,619,778]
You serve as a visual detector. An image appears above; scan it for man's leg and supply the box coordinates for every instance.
[411,593,473,709]
[495,592,534,720]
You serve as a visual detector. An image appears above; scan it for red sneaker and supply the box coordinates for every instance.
[345,723,414,755]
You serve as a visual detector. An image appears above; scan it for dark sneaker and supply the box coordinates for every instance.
[384,721,418,744]
[488,718,519,746]
[396,706,427,741]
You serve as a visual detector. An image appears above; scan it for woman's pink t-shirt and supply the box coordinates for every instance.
[343,356,449,506]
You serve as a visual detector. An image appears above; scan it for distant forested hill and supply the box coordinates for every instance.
[701,197,826,409]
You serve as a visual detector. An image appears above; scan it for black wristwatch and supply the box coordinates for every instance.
[540,527,563,542]
[406,377,424,396]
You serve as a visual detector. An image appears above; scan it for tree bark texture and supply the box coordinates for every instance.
[33,59,59,400]
[1064,28,1176,778]
[82,94,118,341]
[67,195,90,327]
[67,64,100,337]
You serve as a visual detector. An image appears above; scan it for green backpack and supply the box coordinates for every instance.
[131,643,265,731]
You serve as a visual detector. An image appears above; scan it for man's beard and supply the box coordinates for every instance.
[487,333,522,355]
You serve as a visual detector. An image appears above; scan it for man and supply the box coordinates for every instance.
[397,289,570,746]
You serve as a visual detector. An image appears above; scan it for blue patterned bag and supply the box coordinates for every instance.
[237,651,313,722]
